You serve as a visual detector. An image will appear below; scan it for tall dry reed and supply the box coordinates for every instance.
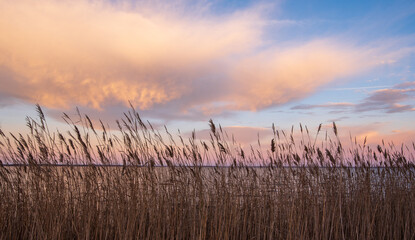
[0,105,414,239]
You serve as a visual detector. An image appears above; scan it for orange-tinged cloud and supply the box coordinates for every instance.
[0,0,395,116]
[0,0,260,110]
[228,41,376,111]
[322,123,415,147]
[355,130,415,146]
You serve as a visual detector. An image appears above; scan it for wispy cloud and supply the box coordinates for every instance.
[355,88,415,113]
[395,81,415,89]
[225,40,379,111]
[291,81,415,114]
[325,86,392,91]
[291,102,354,110]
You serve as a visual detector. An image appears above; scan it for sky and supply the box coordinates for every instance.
[0,0,415,146]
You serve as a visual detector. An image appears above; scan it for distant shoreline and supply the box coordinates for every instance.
[1,163,412,168]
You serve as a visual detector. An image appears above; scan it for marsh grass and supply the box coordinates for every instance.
[0,105,414,239]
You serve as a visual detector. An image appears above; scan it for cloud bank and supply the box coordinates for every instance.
[0,0,397,119]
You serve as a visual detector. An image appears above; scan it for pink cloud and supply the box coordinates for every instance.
[0,0,261,111]
[0,0,408,118]
[226,40,377,111]
[319,123,415,147]
[191,126,273,145]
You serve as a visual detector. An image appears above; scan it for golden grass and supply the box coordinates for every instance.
[0,105,414,239]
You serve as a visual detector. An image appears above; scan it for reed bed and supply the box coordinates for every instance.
[0,105,414,239]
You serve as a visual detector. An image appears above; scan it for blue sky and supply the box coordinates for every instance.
[0,0,414,144]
